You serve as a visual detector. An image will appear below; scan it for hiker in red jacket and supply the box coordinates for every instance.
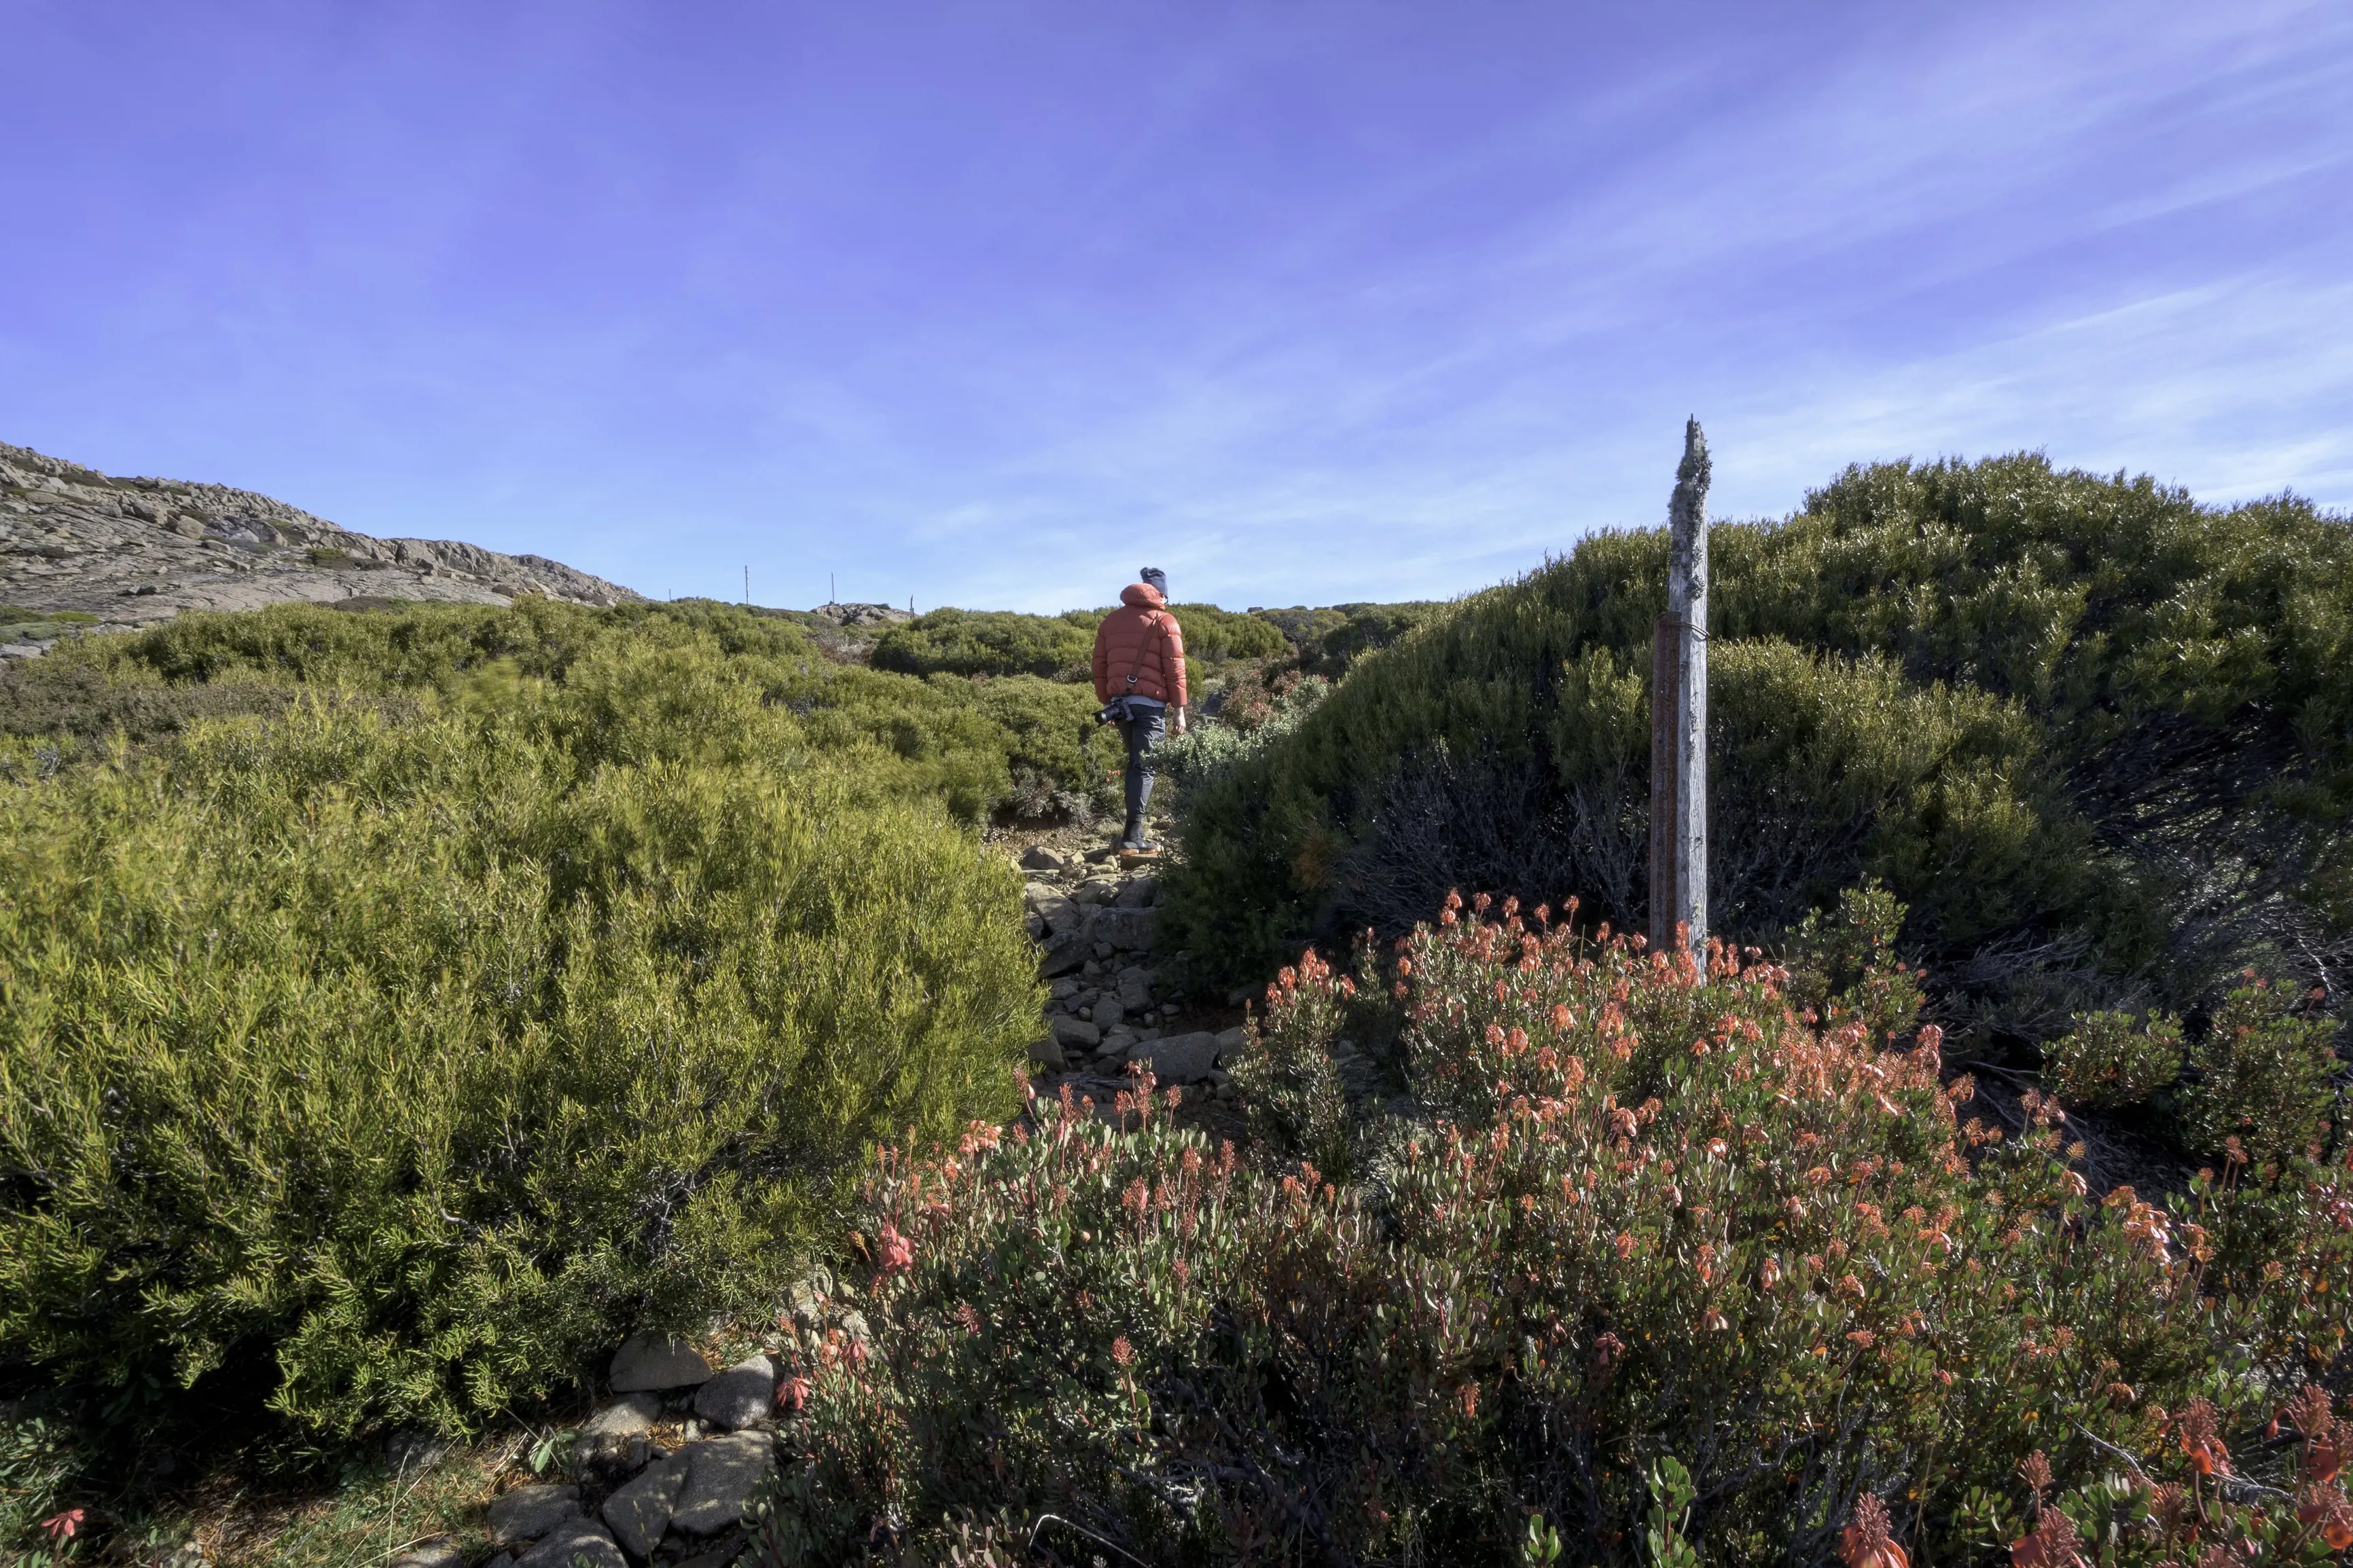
[1091,566,1187,853]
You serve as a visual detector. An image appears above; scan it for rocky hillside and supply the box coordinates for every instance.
[0,439,639,655]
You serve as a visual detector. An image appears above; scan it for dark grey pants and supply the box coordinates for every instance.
[1115,702,1167,843]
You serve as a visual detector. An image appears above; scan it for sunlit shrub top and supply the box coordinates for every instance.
[0,684,1041,1446]
[10,596,1121,823]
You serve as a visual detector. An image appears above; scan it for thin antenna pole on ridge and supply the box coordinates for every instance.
[1650,418,1710,959]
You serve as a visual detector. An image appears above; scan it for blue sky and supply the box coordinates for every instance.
[3,2,2349,612]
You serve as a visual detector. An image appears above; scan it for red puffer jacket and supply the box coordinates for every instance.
[1091,583,1187,706]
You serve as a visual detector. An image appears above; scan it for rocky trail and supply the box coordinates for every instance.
[1009,838,1255,1146]
[0,439,637,654]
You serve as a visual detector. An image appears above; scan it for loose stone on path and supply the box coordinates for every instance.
[486,1484,581,1545]
[692,1354,778,1431]
[609,1332,713,1391]
[670,1431,778,1535]
[602,1450,692,1559]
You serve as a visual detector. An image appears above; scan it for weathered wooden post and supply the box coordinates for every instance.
[1650,418,1710,958]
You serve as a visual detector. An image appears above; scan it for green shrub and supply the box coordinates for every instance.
[1301,600,1445,676]
[759,892,2353,1564]
[1164,602,1287,665]
[1239,601,1444,675]
[868,602,1282,683]
[2177,977,2341,1163]
[1247,603,1349,648]
[31,598,1121,824]
[0,659,306,748]
[1152,671,1329,795]
[871,608,1095,680]
[2042,1010,2183,1108]
[0,606,101,645]
[0,1400,80,1561]
[1164,455,2353,1042]
[0,694,1039,1444]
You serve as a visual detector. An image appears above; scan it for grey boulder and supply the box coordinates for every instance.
[610,1332,713,1392]
[670,1534,750,1568]
[1090,995,1126,1032]
[1134,1031,1221,1085]
[1088,906,1157,953]
[1038,928,1088,978]
[487,1484,581,1544]
[1216,1025,1249,1055]
[577,1392,662,1464]
[602,1449,691,1559]
[1027,1036,1067,1072]
[671,1431,777,1535]
[1025,883,1083,935]
[1047,1016,1100,1051]
[515,1518,627,1568]
[692,1355,778,1431]
[389,1542,464,1568]
[1025,886,1082,934]
[1115,876,1158,908]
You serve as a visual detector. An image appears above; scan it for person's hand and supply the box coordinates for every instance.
[1173,707,1188,736]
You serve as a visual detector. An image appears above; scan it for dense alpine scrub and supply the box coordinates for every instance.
[869,602,1287,685]
[759,892,2353,1566]
[873,608,1103,680]
[3,597,1124,824]
[1153,668,1335,797]
[1163,456,2353,1065]
[1249,601,1449,678]
[0,600,1062,1463]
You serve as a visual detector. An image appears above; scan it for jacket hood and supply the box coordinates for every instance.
[1119,582,1166,610]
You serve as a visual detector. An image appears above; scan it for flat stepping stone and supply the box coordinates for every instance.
[486,1484,580,1545]
[388,1542,463,1568]
[514,1518,626,1568]
[670,1432,776,1535]
[602,1449,691,1560]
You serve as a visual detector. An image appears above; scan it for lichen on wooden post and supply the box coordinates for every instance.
[1649,418,1710,956]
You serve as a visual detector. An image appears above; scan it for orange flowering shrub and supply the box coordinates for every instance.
[758,892,2353,1565]
[1227,945,1362,1181]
